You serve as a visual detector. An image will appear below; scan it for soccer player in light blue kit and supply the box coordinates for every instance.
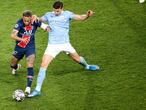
[28,1,99,97]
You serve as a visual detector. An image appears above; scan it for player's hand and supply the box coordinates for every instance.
[21,37,29,44]
[31,15,38,23]
[86,10,94,17]
[46,26,51,32]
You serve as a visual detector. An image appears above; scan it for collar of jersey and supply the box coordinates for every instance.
[52,11,64,16]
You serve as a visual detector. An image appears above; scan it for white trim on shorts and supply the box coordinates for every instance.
[44,43,76,58]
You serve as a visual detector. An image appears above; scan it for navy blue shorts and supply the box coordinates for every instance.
[12,46,35,60]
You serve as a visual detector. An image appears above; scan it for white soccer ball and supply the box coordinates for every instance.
[12,89,25,101]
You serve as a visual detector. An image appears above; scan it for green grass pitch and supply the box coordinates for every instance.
[0,0,146,110]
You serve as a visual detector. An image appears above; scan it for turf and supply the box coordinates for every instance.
[0,0,146,110]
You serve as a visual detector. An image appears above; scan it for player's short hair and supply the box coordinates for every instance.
[22,10,32,17]
[53,1,63,9]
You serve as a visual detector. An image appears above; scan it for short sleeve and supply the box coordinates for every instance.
[41,12,49,22]
[13,22,21,31]
[66,11,75,19]
[34,20,42,27]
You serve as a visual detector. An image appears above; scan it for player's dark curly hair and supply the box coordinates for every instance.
[22,10,32,17]
[53,1,63,9]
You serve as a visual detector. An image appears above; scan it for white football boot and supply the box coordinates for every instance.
[25,87,31,95]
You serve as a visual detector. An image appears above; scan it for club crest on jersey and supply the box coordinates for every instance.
[15,24,19,28]
[12,51,18,55]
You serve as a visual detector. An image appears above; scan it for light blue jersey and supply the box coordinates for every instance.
[42,11,74,44]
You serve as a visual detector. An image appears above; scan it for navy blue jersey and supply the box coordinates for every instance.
[14,19,42,48]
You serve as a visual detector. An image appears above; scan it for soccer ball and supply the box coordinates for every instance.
[12,89,25,101]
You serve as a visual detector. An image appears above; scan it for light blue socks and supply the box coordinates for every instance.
[79,56,99,71]
[35,67,46,92]
[79,56,88,67]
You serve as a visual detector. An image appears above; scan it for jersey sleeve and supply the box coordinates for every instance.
[34,20,42,27]
[13,22,21,31]
[41,12,49,22]
[66,11,75,20]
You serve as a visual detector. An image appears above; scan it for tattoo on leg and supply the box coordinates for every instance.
[26,54,35,67]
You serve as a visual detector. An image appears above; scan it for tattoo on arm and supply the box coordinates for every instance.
[12,29,18,35]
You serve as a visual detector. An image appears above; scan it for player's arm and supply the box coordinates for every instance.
[32,15,46,22]
[72,10,94,21]
[40,23,50,32]
[11,29,28,43]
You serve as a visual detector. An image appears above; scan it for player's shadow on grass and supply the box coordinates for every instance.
[52,67,84,76]
[52,67,100,76]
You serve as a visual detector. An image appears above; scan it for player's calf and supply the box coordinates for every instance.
[25,67,34,95]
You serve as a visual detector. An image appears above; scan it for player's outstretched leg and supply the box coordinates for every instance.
[69,52,100,71]
[85,65,99,71]
[79,56,100,71]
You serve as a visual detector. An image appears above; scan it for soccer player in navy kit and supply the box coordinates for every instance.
[10,10,49,94]
[28,1,100,97]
